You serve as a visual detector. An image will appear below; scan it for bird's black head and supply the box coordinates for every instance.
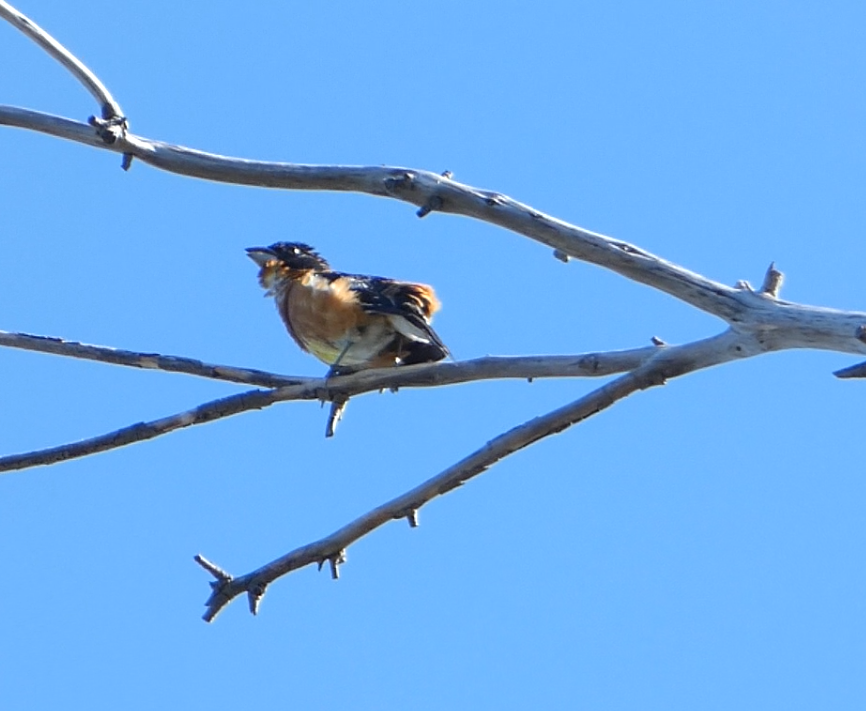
[246,242,330,272]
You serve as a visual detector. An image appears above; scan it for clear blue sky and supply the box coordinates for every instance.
[2,1,865,708]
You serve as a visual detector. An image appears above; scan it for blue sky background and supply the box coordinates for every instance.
[2,1,865,708]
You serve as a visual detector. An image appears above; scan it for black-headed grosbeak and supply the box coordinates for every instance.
[247,242,449,373]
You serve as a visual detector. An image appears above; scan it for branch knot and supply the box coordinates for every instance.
[383,171,416,193]
[88,113,128,145]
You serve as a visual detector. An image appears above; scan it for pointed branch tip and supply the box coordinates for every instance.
[417,195,443,218]
[194,554,231,583]
[329,550,347,579]
[760,261,784,297]
[247,581,267,615]
[833,360,866,379]
[325,397,349,437]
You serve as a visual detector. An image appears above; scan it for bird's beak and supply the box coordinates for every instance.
[246,247,275,268]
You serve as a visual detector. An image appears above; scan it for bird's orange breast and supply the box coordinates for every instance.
[278,273,382,365]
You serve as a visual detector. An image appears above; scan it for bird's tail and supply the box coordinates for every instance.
[398,337,449,365]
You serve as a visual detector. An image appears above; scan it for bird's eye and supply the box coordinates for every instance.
[292,248,300,254]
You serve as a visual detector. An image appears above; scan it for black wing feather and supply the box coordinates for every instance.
[344,274,449,357]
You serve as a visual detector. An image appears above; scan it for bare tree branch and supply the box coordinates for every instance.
[0,331,310,388]
[0,103,742,319]
[5,106,866,350]
[0,330,659,388]
[0,1,123,120]
[0,105,106,145]
[0,385,280,473]
[0,348,662,474]
[4,1,866,622]
[7,287,860,477]
[197,330,748,622]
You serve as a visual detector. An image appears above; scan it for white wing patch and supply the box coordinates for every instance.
[388,314,434,343]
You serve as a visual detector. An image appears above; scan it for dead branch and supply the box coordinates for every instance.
[0,1,123,119]
[0,347,661,474]
[3,2,866,623]
[198,331,746,621]
[0,102,752,322]
[3,105,866,356]
[0,331,309,388]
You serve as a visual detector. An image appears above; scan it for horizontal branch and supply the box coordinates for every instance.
[0,346,661,474]
[3,300,863,475]
[199,330,747,621]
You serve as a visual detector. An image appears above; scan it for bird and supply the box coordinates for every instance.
[246,241,449,375]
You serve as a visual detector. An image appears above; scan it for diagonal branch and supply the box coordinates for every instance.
[6,106,866,346]
[4,2,866,623]
[0,1,123,120]
[198,330,748,621]
[0,347,662,474]
[3,1,865,357]
[0,103,739,319]
[0,386,280,474]
[0,330,310,389]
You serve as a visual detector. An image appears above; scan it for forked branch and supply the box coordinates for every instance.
[197,331,750,622]
[3,2,866,622]
[0,102,747,322]
[0,341,661,474]
[0,0,123,121]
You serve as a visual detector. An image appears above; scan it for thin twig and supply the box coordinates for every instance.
[325,397,349,438]
[0,2,123,120]
[833,361,866,379]
[0,349,661,474]
[200,331,747,621]
[193,554,231,583]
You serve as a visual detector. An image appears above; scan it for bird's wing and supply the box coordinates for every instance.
[347,275,449,354]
